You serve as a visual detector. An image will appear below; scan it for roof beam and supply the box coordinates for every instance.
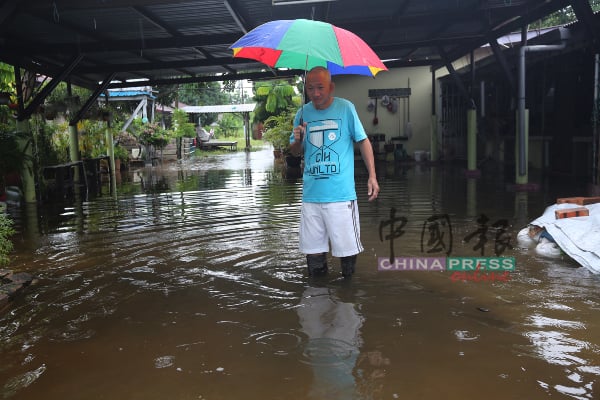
[70,72,116,126]
[431,0,571,70]
[224,0,248,34]
[4,33,242,55]
[223,0,254,32]
[488,38,516,95]
[437,46,473,107]
[26,0,196,10]
[131,5,179,36]
[570,0,599,49]
[74,57,250,74]
[107,70,301,88]
[20,54,84,120]
[340,5,490,34]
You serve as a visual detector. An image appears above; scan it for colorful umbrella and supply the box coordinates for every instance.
[230,19,387,77]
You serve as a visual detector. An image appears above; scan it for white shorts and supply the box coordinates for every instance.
[299,201,364,257]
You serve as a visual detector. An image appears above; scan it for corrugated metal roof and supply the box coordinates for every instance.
[103,90,156,99]
[0,1,577,91]
[180,104,256,114]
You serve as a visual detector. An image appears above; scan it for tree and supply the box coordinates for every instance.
[222,80,237,92]
[252,79,300,123]
[216,113,242,138]
[531,2,600,29]
[0,63,16,125]
[154,84,179,110]
[171,108,196,159]
[171,108,196,139]
[177,81,230,126]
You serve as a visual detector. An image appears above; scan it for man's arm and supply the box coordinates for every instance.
[357,138,380,201]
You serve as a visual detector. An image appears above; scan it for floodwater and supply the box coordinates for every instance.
[2,148,600,400]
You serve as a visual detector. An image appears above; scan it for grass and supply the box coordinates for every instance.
[192,134,270,157]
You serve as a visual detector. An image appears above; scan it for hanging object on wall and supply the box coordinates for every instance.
[381,95,390,108]
[373,97,378,125]
[387,97,397,113]
[367,98,375,112]
[405,78,413,138]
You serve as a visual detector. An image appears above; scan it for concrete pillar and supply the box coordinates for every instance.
[430,115,438,162]
[466,178,477,218]
[105,126,117,197]
[16,120,35,203]
[68,124,80,183]
[244,112,251,151]
[467,109,477,171]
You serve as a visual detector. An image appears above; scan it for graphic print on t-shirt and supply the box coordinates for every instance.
[306,119,341,177]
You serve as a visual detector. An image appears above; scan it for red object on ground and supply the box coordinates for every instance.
[555,207,589,219]
[556,197,600,205]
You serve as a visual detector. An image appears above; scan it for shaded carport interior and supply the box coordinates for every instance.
[1,0,598,125]
[3,0,600,189]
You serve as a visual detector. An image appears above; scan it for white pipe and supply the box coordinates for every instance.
[480,80,485,118]
[594,54,599,184]
[518,41,567,176]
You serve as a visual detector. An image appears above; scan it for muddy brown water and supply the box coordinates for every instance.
[2,148,600,399]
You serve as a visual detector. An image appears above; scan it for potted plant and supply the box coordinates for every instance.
[113,144,129,171]
[262,108,296,161]
[139,122,170,162]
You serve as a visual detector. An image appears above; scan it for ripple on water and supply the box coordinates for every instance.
[528,314,586,330]
[154,355,175,369]
[453,330,480,341]
[48,326,96,342]
[300,337,360,367]
[2,364,46,398]
[247,329,305,357]
[554,383,592,399]
[7,155,600,399]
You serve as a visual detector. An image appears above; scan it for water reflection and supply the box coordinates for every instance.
[298,284,363,399]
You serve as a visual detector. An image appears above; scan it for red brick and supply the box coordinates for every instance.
[556,196,600,205]
[555,207,589,219]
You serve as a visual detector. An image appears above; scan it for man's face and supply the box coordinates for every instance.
[305,69,334,110]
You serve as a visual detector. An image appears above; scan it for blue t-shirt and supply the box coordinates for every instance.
[291,97,367,203]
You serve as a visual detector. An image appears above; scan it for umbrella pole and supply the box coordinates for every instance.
[300,55,308,125]
[300,69,306,125]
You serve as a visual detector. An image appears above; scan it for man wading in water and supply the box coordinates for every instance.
[290,66,380,278]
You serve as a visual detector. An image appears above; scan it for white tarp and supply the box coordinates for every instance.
[530,203,600,273]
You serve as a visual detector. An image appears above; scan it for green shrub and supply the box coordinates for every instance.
[113,144,129,162]
[262,107,295,152]
[0,213,14,267]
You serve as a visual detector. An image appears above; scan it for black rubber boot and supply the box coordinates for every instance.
[307,253,328,276]
[341,255,357,278]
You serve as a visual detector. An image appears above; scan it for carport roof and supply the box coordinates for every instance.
[181,103,257,113]
[0,0,578,90]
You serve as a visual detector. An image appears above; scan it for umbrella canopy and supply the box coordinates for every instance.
[230,19,387,77]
